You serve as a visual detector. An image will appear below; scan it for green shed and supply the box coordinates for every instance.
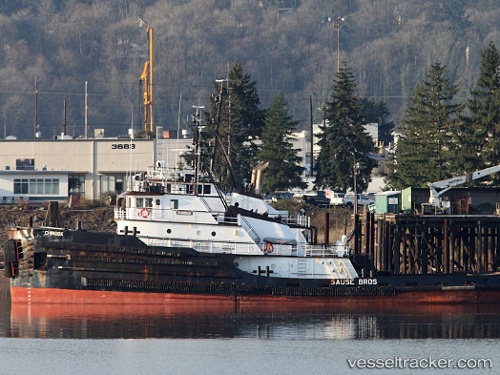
[374,191,401,214]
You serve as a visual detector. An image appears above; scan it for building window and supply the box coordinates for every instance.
[29,179,36,194]
[100,174,125,194]
[69,175,85,194]
[46,179,52,194]
[45,179,59,194]
[37,179,44,194]
[14,179,28,194]
[15,159,35,170]
[14,178,59,195]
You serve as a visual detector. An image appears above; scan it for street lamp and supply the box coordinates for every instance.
[328,17,345,73]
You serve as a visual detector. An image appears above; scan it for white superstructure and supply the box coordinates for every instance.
[114,162,358,281]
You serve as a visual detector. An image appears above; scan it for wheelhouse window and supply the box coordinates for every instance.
[136,197,153,208]
[197,184,211,195]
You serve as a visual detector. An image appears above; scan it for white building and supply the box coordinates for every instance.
[0,138,192,203]
[0,120,385,204]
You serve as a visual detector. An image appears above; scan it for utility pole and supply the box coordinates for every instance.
[353,161,359,216]
[63,99,67,137]
[85,81,89,139]
[309,95,314,177]
[34,78,38,139]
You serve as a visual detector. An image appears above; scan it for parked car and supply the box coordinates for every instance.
[325,190,346,206]
[264,191,294,203]
[343,194,375,210]
[302,190,330,207]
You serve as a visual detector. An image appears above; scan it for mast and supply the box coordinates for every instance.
[211,79,226,172]
[192,105,204,184]
[211,78,240,192]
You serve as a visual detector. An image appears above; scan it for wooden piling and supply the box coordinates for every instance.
[360,214,500,275]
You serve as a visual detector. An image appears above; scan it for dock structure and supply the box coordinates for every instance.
[353,213,500,275]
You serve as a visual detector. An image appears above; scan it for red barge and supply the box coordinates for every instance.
[4,176,500,306]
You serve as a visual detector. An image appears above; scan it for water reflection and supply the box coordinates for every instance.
[2,280,500,340]
[1,301,499,340]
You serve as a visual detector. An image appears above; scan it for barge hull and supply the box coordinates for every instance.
[11,286,500,305]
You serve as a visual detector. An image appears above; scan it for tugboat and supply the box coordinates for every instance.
[4,128,500,305]
[4,182,383,305]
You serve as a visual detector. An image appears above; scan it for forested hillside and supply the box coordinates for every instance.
[0,0,499,140]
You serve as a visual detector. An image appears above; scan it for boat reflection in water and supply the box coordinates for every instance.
[8,302,500,340]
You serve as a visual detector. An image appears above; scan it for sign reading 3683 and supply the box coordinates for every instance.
[111,144,136,150]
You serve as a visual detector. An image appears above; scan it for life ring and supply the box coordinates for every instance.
[138,208,150,218]
[264,243,274,254]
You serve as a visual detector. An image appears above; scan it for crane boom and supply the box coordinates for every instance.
[427,164,500,210]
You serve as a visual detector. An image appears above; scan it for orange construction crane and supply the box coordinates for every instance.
[139,27,154,136]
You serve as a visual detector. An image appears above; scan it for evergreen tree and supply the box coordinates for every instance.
[385,61,460,190]
[459,42,500,183]
[359,97,395,146]
[258,94,306,194]
[315,65,377,193]
[205,61,265,192]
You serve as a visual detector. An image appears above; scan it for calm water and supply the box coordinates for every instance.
[1,281,499,374]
